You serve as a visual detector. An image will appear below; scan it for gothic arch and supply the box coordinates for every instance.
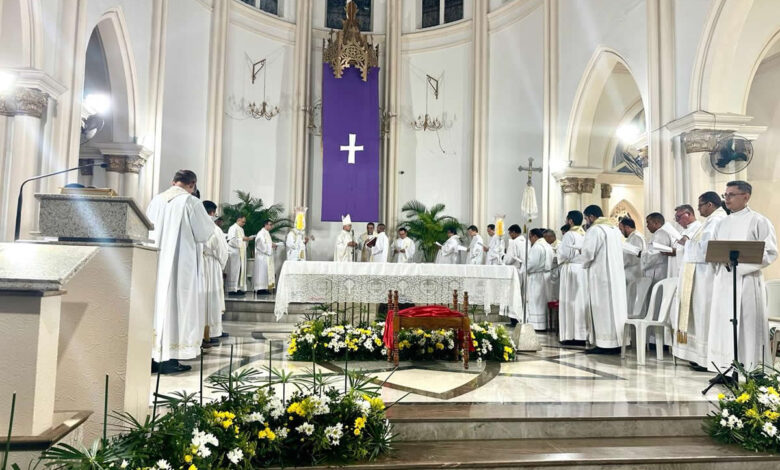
[610,198,642,233]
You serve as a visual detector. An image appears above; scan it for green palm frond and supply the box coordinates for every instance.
[399,200,462,262]
[219,191,293,246]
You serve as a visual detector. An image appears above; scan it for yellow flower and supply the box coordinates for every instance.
[717,393,726,401]
[470,332,475,339]
[473,340,478,347]
[184,455,193,463]
[265,427,276,441]
[415,329,424,335]
[504,346,513,353]
[427,347,434,353]
[503,353,509,361]
[354,416,366,430]
[369,397,385,411]
[736,393,751,404]
[745,408,759,419]
[435,342,444,350]
[354,428,361,436]
[768,387,779,397]
[222,420,232,429]
[374,337,383,346]
[188,465,197,470]
[287,402,306,417]
[234,425,240,434]
[764,410,780,421]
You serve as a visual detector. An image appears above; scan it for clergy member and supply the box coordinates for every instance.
[358,222,376,262]
[673,204,702,274]
[146,170,214,373]
[619,217,645,314]
[202,201,229,345]
[394,227,416,263]
[641,213,675,286]
[543,229,561,301]
[226,216,254,296]
[558,211,588,343]
[370,223,389,262]
[253,220,277,295]
[334,214,357,262]
[708,181,777,373]
[436,227,462,264]
[673,192,728,370]
[577,205,628,353]
[526,229,553,330]
[285,229,308,262]
[484,224,503,265]
[503,224,526,327]
[467,225,485,265]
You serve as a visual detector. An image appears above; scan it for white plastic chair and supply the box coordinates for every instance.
[621,278,678,365]
[628,277,653,319]
[766,279,780,360]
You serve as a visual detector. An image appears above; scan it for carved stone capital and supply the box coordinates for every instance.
[104,155,127,173]
[682,129,733,154]
[559,176,597,194]
[97,144,152,174]
[580,178,596,194]
[600,183,612,199]
[0,87,48,118]
[125,156,146,174]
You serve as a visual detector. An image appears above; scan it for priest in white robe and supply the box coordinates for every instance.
[370,223,389,263]
[641,213,676,285]
[526,229,553,330]
[202,201,229,342]
[394,227,416,263]
[484,224,503,265]
[707,181,777,373]
[253,220,277,294]
[619,217,646,315]
[543,229,561,301]
[673,193,728,369]
[146,170,214,372]
[226,216,254,295]
[467,225,485,265]
[358,222,376,262]
[436,228,464,264]
[559,211,588,342]
[578,205,628,351]
[334,214,357,262]
[503,224,526,326]
[286,229,308,261]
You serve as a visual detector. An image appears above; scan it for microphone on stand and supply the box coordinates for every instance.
[14,161,108,241]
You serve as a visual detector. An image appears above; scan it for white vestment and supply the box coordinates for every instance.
[526,240,553,330]
[641,227,675,285]
[548,240,561,301]
[486,235,503,265]
[358,232,375,262]
[394,237,416,263]
[503,235,527,312]
[577,220,628,348]
[436,235,461,264]
[624,231,646,315]
[468,234,485,265]
[146,186,214,361]
[370,232,389,263]
[334,230,354,262]
[707,207,777,372]
[286,230,306,261]
[253,228,275,290]
[672,208,726,365]
[558,229,588,341]
[226,223,248,292]
[203,223,229,337]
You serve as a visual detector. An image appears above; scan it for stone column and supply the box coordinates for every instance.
[558,176,596,216]
[289,0,312,212]
[600,183,612,215]
[204,0,228,201]
[382,0,402,228]
[98,144,152,200]
[104,155,125,195]
[470,0,489,227]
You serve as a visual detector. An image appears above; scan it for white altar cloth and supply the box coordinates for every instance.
[274,261,523,320]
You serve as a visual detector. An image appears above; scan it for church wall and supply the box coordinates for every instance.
[486,4,544,229]
[673,0,712,118]
[159,0,212,191]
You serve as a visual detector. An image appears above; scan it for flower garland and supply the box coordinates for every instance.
[288,315,517,363]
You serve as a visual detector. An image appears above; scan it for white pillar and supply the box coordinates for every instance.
[600,183,612,215]
[382,0,402,228]
[205,0,228,202]
[143,0,169,206]
[470,0,488,227]
[543,0,559,228]
[289,0,312,212]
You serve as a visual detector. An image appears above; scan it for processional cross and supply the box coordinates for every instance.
[517,158,542,186]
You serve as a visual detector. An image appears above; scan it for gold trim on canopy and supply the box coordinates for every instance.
[323,1,379,81]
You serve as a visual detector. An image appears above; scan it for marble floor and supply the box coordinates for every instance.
[150,320,750,414]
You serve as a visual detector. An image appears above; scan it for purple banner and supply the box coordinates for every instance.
[321,64,380,222]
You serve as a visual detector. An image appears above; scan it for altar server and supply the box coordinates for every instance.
[484,224,503,265]
[394,227,416,263]
[202,201,229,342]
[253,220,277,294]
[226,215,254,296]
[436,227,462,264]
[334,214,357,262]
[526,229,553,330]
[558,211,588,342]
[467,225,485,265]
[146,170,214,372]
[370,223,389,263]
[619,217,645,313]
[708,181,777,373]
[673,192,727,370]
[578,205,627,351]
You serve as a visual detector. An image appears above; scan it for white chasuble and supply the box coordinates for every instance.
[358,232,375,262]
[624,231,646,314]
[394,237,416,263]
[468,234,485,265]
[558,228,588,342]
[226,223,248,291]
[486,235,503,265]
[526,241,551,330]
[286,230,306,261]
[371,232,389,263]
[437,235,462,264]
[334,230,354,262]
[707,207,777,372]
[672,208,726,365]
[146,186,214,361]
[253,228,276,290]
[578,219,628,348]
[503,235,527,294]
[203,223,229,337]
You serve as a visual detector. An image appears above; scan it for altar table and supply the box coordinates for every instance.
[273,261,523,320]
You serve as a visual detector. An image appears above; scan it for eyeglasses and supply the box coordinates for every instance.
[722,192,747,199]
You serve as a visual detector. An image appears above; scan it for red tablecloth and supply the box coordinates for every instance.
[383,306,473,351]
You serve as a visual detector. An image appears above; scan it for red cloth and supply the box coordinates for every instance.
[383,306,473,351]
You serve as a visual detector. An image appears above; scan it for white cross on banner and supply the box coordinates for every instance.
[340,133,364,164]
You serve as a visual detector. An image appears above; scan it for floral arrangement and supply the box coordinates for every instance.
[34,369,393,469]
[288,314,516,363]
[706,366,780,452]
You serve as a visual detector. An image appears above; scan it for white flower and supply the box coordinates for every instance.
[120,461,128,469]
[154,460,172,470]
[726,415,744,429]
[363,339,375,351]
[304,333,316,343]
[324,423,344,446]
[297,422,315,436]
[720,419,728,427]
[275,427,289,439]
[356,399,371,415]
[763,422,778,438]
[245,412,265,423]
[191,428,219,458]
[268,397,285,419]
[227,448,244,464]
[309,396,330,415]
[721,409,730,418]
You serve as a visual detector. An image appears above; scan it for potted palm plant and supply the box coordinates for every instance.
[220,191,292,252]
[400,200,463,262]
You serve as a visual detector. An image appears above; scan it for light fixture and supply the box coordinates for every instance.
[616,123,640,144]
[83,93,111,115]
[247,58,279,120]
[80,93,110,144]
[0,71,16,94]
[411,74,443,132]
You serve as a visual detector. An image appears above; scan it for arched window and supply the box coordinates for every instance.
[239,0,280,16]
[422,0,464,29]
[327,0,371,31]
